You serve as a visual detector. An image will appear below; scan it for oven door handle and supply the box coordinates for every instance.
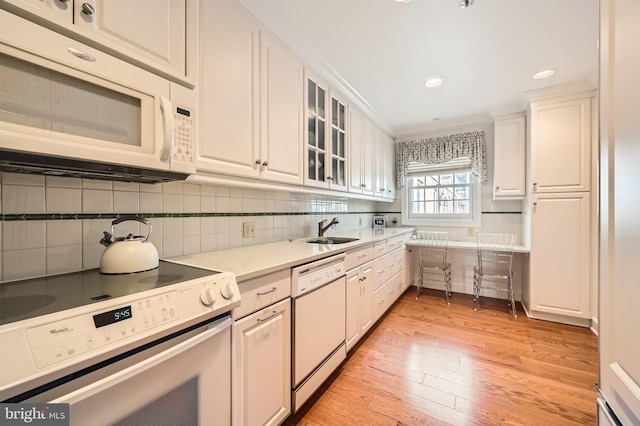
[50,316,231,404]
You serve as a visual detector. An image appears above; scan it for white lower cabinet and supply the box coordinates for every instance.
[345,235,410,352]
[232,269,291,426]
[233,298,291,426]
[345,262,374,352]
[526,192,591,321]
[374,272,402,322]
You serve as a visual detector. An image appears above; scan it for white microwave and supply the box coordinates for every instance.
[0,10,196,183]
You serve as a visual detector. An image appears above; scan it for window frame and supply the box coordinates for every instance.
[401,161,481,227]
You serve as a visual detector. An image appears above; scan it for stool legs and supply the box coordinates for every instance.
[416,261,423,299]
[473,269,517,318]
[444,265,452,305]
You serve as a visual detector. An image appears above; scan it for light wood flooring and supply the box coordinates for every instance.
[285,288,598,425]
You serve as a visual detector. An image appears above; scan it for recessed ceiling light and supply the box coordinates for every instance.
[533,69,556,80]
[424,77,444,88]
[392,0,412,3]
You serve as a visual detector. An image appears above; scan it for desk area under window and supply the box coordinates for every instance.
[405,239,530,253]
[404,237,530,314]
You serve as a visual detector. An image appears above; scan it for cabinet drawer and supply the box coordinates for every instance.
[373,272,402,322]
[345,244,375,270]
[234,269,291,319]
[386,235,406,251]
[373,254,391,289]
[386,248,403,278]
[374,240,388,258]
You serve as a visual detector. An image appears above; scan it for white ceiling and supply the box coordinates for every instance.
[238,0,599,137]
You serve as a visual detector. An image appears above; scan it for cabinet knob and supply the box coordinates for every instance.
[81,3,95,15]
[496,186,500,190]
[327,176,333,181]
[262,161,268,167]
[255,159,262,165]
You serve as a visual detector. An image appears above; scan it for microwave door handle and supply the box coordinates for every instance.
[159,96,174,162]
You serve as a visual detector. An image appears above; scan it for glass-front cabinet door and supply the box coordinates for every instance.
[305,75,328,188]
[304,72,348,191]
[329,91,348,191]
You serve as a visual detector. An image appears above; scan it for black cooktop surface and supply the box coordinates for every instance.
[0,260,219,326]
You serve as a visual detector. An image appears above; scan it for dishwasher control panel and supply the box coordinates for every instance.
[291,254,345,297]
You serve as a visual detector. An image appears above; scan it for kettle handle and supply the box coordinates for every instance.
[110,216,153,242]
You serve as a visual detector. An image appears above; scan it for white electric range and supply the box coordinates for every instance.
[0,260,240,425]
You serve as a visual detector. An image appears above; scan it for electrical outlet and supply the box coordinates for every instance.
[467,228,474,237]
[243,221,255,238]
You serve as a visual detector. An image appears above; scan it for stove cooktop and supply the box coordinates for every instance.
[0,260,220,326]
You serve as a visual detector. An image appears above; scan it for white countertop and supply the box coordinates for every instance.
[405,239,530,253]
[168,227,415,282]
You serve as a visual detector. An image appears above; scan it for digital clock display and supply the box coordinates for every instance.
[93,305,133,328]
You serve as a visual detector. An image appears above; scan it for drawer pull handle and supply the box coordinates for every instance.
[257,287,277,296]
[357,254,367,259]
[257,310,279,322]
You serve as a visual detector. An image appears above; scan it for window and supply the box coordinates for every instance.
[402,162,481,227]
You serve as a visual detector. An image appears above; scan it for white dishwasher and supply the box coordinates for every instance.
[291,253,347,412]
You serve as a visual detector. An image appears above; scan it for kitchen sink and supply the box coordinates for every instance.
[305,237,359,245]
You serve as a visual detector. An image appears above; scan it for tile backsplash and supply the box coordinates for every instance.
[0,173,378,282]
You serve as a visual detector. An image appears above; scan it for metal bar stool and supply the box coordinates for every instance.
[416,231,452,305]
[473,232,517,317]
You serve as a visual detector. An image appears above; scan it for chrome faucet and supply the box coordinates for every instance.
[318,217,339,237]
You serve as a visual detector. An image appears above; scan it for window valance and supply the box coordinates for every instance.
[395,131,487,188]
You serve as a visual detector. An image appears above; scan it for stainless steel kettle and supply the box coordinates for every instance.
[99,216,159,274]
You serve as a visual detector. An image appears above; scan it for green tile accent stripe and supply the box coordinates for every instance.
[0,211,520,221]
[1,211,380,221]
[481,211,522,215]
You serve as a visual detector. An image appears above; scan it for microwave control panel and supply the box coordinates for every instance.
[172,105,195,164]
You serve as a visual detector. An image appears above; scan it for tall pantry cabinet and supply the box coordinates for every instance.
[522,91,595,326]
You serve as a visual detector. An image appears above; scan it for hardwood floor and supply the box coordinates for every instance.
[285,288,598,425]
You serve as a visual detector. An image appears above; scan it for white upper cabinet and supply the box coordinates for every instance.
[304,73,329,189]
[1,0,193,83]
[348,106,364,193]
[530,92,593,193]
[376,131,395,199]
[260,35,304,184]
[348,111,374,196]
[304,73,348,191]
[197,0,259,179]
[328,89,348,191]
[197,0,303,185]
[10,0,73,21]
[493,113,526,199]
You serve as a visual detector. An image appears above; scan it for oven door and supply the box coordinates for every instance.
[49,316,231,426]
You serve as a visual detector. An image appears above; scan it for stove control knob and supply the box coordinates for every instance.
[220,281,236,299]
[200,287,217,306]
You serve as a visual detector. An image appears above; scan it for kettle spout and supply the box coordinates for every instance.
[100,232,113,247]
